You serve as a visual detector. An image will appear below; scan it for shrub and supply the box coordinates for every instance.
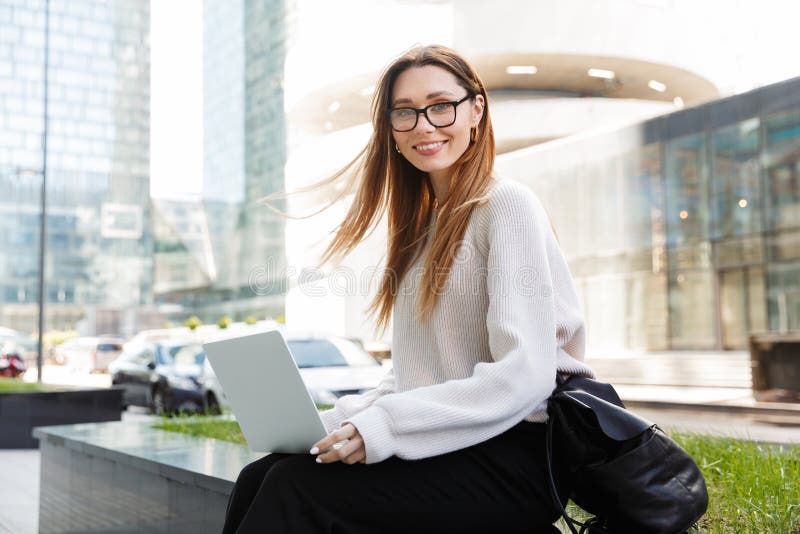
[183,316,202,330]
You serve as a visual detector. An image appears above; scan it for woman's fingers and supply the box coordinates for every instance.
[310,424,356,455]
[340,437,366,464]
[317,435,364,464]
[343,447,366,465]
[309,423,367,465]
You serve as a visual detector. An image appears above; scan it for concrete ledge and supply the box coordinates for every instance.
[34,421,264,533]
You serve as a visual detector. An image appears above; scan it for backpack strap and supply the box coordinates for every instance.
[545,404,582,534]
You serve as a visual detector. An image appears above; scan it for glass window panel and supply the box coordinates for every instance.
[767,262,800,333]
[715,236,763,268]
[764,109,800,231]
[767,231,800,261]
[287,339,347,368]
[574,163,595,258]
[587,157,623,253]
[710,118,762,239]
[668,269,716,349]
[664,134,711,247]
[720,268,748,349]
[667,242,712,271]
[749,266,768,335]
[622,144,663,252]
[625,271,669,350]
[583,275,626,349]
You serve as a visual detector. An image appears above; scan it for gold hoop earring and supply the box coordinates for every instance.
[395,144,401,153]
[470,127,477,143]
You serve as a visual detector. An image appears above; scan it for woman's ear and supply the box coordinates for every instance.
[471,94,485,127]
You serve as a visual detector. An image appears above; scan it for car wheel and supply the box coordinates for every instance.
[175,400,201,414]
[205,393,221,415]
[152,387,168,416]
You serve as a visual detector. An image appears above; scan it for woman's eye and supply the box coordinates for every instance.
[395,109,415,118]
[430,103,450,113]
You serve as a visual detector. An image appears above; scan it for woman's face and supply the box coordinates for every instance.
[390,65,484,184]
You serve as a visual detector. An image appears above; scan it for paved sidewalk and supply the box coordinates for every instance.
[629,405,800,446]
[588,349,800,433]
[0,450,39,534]
[0,410,156,534]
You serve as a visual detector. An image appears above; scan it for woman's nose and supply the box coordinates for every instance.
[414,112,436,132]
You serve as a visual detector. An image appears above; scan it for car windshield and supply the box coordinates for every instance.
[330,338,380,366]
[172,344,206,367]
[287,338,378,369]
[156,344,186,365]
[155,344,207,366]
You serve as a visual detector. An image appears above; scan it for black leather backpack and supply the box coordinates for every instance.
[545,375,708,534]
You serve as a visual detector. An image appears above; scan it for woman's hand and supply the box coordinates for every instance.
[310,423,366,465]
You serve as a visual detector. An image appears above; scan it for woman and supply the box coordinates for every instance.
[222,44,594,533]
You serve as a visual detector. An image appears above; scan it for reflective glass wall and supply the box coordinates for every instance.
[150,0,288,324]
[497,76,800,350]
[0,0,151,336]
[764,109,800,334]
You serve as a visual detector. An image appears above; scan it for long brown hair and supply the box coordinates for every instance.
[263,45,496,335]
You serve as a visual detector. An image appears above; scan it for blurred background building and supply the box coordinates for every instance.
[0,0,151,336]
[1,0,799,352]
[496,78,800,351]
[152,0,288,324]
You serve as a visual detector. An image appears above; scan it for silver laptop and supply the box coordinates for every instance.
[203,329,327,453]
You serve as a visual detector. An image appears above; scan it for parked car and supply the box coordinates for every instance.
[171,342,226,414]
[54,337,94,367]
[201,356,230,412]
[199,334,389,409]
[55,336,124,372]
[0,327,36,366]
[288,336,390,405]
[294,336,391,404]
[0,342,26,378]
[109,341,218,415]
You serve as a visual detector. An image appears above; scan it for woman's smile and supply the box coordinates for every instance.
[413,140,448,155]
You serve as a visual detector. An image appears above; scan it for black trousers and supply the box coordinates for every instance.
[222,420,570,534]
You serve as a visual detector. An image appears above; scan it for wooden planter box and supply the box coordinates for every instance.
[749,333,800,402]
[0,387,123,448]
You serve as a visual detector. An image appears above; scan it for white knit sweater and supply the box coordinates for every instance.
[320,178,594,464]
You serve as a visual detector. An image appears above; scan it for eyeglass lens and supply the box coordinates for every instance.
[390,103,456,131]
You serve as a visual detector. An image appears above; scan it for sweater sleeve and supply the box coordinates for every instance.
[318,366,396,433]
[344,184,564,464]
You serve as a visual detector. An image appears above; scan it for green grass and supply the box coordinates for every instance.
[554,431,800,534]
[153,404,334,445]
[155,416,248,444]
[0,377,57,393]
[674,432,800,534]
[153,417,799,533]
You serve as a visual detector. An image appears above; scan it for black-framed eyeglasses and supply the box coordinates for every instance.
[389,94,473,132]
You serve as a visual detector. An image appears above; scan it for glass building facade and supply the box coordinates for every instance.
[497,76,800,351]
[0,0,151,336]
[151,0,288,324]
